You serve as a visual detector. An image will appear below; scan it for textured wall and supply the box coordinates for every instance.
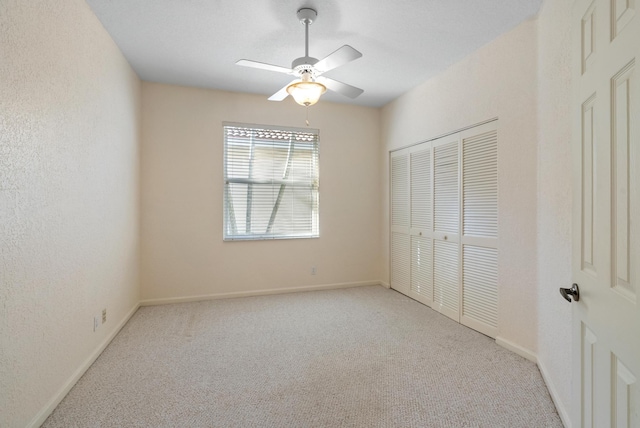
[536,0,573,423]
[140,83,381,301]
[380,19,539,354]
[0,0,141,426]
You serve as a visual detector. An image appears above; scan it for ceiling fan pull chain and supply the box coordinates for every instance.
[306,105,310,127]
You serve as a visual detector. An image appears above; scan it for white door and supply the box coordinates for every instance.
[572,0,640,426]
[459,123,499,339]
[390,149,411,296]
[432,135,460,321]
[409,145,434,307]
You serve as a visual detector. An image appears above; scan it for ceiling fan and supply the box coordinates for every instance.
[236,8,364,106]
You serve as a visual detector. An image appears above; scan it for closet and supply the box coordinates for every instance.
[390,121,498,338]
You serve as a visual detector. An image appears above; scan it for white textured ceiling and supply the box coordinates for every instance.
[85,0,542,108]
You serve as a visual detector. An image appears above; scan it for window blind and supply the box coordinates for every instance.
[223,124,319,240]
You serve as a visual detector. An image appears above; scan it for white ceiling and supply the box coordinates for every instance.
[85,0,543,108]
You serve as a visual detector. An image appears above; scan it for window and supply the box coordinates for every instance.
[223,123,319,240]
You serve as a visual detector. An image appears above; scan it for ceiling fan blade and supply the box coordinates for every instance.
[317,77,364,99]
[268,81,297,101]
[236,59,293,75]
[313,45,363,74]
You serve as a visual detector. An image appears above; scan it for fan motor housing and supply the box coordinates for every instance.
[292,56,318,71]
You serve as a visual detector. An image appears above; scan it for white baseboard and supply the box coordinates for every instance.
[538,359,571,428]
[27,302,140,428]
[495,336,537,363]
[380,281,391,289]
[140,280,384,306]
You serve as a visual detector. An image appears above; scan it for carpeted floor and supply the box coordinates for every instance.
[43,285,563,427]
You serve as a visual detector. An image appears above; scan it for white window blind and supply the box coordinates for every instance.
[223,123,319,240]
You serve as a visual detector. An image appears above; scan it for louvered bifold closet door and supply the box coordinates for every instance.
[460,125,498,338]
[390,150,410,295]
[410,146,433,306]
[390,121,499,337]
[432,138,460,321]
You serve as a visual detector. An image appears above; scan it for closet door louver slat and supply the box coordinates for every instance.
[462,245,498,329]
[411,235,433,304]
[392,233,410,295]
[411,149,431,230]
[391,154,409,228]
[434,142,459,234]
[434,240,459,321]
[463,130,498,238]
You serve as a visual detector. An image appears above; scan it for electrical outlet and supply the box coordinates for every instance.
[311,266,316,275]
[102,309,107,324]
[93,316,100,332]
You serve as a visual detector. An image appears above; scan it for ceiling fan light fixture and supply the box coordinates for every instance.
[286,80,326,106]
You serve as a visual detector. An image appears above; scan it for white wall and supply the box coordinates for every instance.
[0,0,141,426]
[380,19,539,354]
[140,83,381,302]
[536,0,574,423]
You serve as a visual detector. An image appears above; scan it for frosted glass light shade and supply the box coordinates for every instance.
[286,81,326,106]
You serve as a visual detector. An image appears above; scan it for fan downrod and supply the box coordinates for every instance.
[292,8,319,70]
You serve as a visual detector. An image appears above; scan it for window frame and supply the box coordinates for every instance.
[222,122,320,241]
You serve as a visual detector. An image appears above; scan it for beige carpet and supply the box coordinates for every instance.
[43,285,563,427]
